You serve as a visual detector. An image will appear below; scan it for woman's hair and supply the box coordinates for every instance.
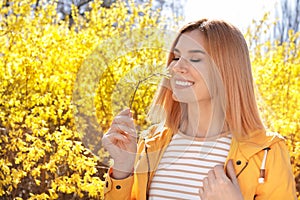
[148,19,265,138]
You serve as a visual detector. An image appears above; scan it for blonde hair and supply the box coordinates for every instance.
[149,19,265,138]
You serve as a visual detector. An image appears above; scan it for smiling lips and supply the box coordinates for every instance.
[175,79,195,88]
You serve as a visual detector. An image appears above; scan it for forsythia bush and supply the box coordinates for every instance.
[246,15,300,198]
[0,0,169,199]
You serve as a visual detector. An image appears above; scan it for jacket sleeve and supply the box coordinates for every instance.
[103,168,134,200]
[103,125,160,199]
[255,140,297,200]
[103,134,149,200]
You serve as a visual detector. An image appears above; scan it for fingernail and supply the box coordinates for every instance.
[199,188,203,195]
[125,108,132,115]
[124,108,131,114]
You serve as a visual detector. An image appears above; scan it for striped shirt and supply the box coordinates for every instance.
[148,131,232,200]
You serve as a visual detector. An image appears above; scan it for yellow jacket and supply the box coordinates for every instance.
[104,126,297,200]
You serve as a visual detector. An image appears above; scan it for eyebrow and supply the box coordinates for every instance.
[173,48,206,54]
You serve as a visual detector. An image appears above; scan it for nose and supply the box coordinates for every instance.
[171,58,188,74]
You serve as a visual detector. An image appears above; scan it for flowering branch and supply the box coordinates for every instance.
[129,72,170,109]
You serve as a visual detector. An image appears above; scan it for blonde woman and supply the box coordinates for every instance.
[102,19,297,200]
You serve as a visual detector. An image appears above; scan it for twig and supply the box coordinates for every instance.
[128,72,169,109]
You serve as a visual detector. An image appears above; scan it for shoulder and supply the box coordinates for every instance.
[235,130,287,160]
[238,130,285,147]
[255,135,297,199]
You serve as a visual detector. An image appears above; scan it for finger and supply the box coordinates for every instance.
[102,135,122,156]
[112,114,136,134]
[207,169,216,183]
[226,159,239,186]
[117,108,132,117]
[213,165,229,183]
[103,132,130,146]
[111,108,135,130]
[203,177,209,191]
[198,188,204,199]
[109,127,137,143]
[110,124,136,138]
[103,133,134,155]
[112,115,134,126]
[115,138,130,151]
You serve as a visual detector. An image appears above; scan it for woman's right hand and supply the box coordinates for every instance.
[102,108,137,179]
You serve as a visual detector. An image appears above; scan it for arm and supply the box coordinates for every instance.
[102,109,137,199]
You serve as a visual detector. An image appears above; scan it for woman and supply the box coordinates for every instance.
[102,19,297,200]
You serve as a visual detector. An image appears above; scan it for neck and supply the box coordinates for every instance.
[181,99,227,138]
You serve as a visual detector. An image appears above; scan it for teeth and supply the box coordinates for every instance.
[175,80,193,86]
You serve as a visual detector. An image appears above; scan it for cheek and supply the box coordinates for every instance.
[168,64,176,76]
[193,68,212,96]
[195,84,211,99]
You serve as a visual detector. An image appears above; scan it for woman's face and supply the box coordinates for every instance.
[169,30,212,104]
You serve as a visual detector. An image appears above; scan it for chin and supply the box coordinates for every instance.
[172,93,211,104]
[172,93,191,103]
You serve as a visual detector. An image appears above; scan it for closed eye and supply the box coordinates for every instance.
[190,58,201,62]
[172,54,180,61]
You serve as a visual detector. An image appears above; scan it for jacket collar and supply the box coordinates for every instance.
[234,130,284,159]
[145,126,284,160]
[143,125,173,152]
